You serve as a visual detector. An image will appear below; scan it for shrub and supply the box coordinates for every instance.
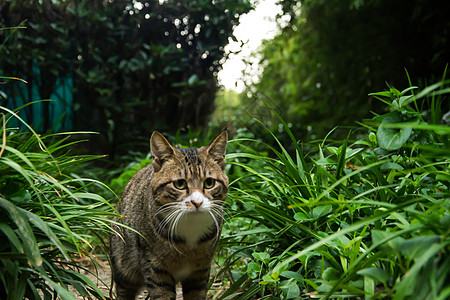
[0,0,253,156]
[0,106,118,299]
[215,78,449,299]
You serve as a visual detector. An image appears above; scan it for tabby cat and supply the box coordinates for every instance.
[110,131,228,300]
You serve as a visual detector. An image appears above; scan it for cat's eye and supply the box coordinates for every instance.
[204,178,215,189]
[173,179,187,190]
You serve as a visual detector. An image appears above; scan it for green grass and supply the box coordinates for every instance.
[6,76,444,299]
[213,79,449,299]
[0,106,119,299]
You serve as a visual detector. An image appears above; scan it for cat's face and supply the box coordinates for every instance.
[149,132,228,217]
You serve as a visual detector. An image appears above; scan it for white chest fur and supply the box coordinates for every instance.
[176,211,214,248]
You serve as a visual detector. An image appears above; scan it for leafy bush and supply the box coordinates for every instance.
[0,106,118,299]
[101,78,449,299]
[215,79,449,299]
[248,0,450,141]
[110,153,153,197]
[0,0,253,156]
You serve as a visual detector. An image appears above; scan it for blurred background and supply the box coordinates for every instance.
[1,0,449,157]
[1,2,449,298]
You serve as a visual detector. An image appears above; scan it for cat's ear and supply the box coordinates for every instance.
[150,131,175,172]
[207,131,228,169]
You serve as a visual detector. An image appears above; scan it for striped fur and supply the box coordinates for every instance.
[110,131,228,300]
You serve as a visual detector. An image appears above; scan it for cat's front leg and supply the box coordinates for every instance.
[141,259,177,299]
[181,268,210,300]
[145,279,176,300]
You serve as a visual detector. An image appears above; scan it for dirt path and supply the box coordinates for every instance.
[73,257,212,300]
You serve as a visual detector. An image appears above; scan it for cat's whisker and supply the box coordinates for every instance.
[210,206,223,214]
[210,205,225,216]
[211,207,232,227]
[211,199,229,208]
[210,209,224,219]
[156,201,176,209]
[211,204,227,213]
[157,209,179,234]
[162,210,181,230]
[210,199,225,205]
[211,199,226,203]
[155,202,179,215]
[155,205,181,233]
[162,210,179,246]
[168,210,184,254]
[222,213,232,226]
[159,207,177,223]
[208,211,221,246]
[155,205,178,217]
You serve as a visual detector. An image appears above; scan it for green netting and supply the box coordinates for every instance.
[2,64,73,132]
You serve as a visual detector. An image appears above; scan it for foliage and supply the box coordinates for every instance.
[247,0,450,141]
[0,0,253,156]
[212,89,242,123]
[0,106,119,299]
[214,79,449,299]
[110,152,153,197]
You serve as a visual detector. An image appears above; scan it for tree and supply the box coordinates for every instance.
[0,0,252,156]
[248,0,450,140]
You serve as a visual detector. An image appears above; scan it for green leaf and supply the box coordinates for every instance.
[312,205,332,218]
[19,207,69,260]
[369,91,393,98]
[293,211,312,222]
[357,267,389,284]
[38,272,77,300]
[377,113,412,150]
[323,267,340,281]
[371,229,405,253]
[0,223,23,253]
[260,273,279,285]
[380,162,404,170]
[271,272,280,280]
[317,282,333,292]
[280,280,301,299]
[398,95,414,107]
[400,236,440,260]
[59,268,107,298]
[252,252,270,264]
[281,271,303,280]
[247,261,260,279]
[247,262,260,272]
[9,189,31,204]
[0,197,43,269]
[394,243,448,300]
[335,134,349,179]
[187,74,199,86]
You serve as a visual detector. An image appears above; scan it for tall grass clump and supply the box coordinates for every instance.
[0,106,119,299]
[215,77,449,299]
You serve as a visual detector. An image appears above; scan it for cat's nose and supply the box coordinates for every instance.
[190,198,203,209]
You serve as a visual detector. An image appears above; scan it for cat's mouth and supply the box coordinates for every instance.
[184,203,210,214]
[186,209,207,215]
[183,191,211,213]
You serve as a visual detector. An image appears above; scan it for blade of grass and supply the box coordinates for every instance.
[0,197,43,269]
